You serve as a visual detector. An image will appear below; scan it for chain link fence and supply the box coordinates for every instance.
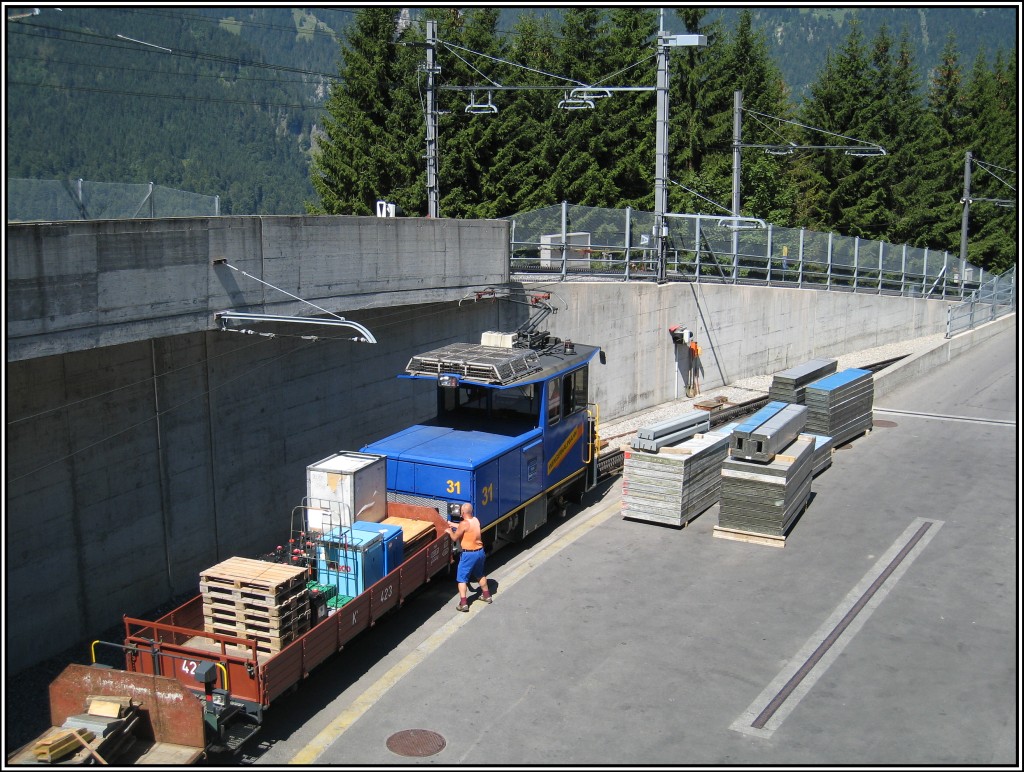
[7,178,220,223]
[506,202,1010,303]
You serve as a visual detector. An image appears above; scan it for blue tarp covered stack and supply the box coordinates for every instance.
[804,367,875,447]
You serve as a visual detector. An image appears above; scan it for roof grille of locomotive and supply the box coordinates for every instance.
[406,343,542,385]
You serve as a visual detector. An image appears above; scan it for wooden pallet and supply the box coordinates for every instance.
[202,603,309,633]
[199,556,308,597]
[202,589,308,618]
[200,582,309,606]
[204,614,310,647]
[712,525,788,548]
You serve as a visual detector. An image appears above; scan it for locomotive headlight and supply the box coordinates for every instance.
[438,374,459,389]
[211,689,228,708]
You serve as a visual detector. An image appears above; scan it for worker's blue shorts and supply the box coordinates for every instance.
[457,549,486,583]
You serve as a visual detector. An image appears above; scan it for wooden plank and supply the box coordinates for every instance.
[713,525,787,548]
[199,556,308,596]
[659,446,694,455]
[33,728,97,762]
[87,698,125,718]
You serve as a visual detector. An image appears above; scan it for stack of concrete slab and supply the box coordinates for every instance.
[622,431,730,527]
[729,402,808,463]
[804,367,874,446]
[718,434,815,538]
[768,358,838,404]
[803,433,835,476]
[630,410,710,452]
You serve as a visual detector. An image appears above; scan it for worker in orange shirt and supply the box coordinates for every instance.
[448,502,492,611]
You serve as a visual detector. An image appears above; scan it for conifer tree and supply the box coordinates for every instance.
[668,8,731,215]
[923,33,970,252]
[547,8,619,208]
[796,21,877,236]
[960,49,1017,273]
[600,7,660,209]
[434,8,505,218]
[887,31,948,249]
[486,12,561,214]
[722,10,796,224]
[308,8,420,215]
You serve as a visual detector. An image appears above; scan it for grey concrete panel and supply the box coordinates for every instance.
[536,281,950,423]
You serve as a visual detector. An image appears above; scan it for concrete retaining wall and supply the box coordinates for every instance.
[537,282,952,421]
[6,215,510,362]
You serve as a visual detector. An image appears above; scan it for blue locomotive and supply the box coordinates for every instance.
[362,332,606,548]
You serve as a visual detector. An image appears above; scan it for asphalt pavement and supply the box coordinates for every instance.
[241,325,1018,768]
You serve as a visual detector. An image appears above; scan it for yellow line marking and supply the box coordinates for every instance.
[289,492,622,764]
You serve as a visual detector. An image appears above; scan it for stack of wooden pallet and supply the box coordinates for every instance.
[200,557,311,654]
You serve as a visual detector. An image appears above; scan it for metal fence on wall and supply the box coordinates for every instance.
[7,178,220,223]
[506,202,1011,303]
[945,267,1017,337]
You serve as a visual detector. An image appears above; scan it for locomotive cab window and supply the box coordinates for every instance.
[563,367,588,415]
[493,384,538,424]
[442,384,488,415]
[546,377,562,426]
[440,383,538,429]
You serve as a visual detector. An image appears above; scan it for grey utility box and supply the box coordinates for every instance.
[306,451,387,531]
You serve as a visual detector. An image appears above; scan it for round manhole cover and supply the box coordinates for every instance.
[386,729,446,757]
[873,419,898,428]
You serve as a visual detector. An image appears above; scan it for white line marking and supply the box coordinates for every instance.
[874,408,1015,426]
[731,517,943,739]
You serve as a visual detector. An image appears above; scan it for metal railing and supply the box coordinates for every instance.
[945,267,1017,337]
[506,202,1011,303]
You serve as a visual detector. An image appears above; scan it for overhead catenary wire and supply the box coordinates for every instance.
[741,107,886,154]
